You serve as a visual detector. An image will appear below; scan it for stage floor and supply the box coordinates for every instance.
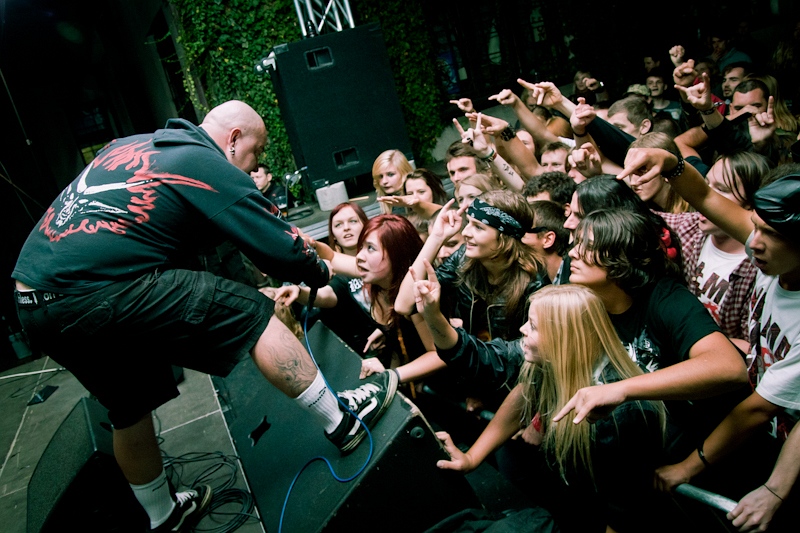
[0,357,266,533]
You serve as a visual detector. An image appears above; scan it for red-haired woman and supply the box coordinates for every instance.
[275,215,436,371]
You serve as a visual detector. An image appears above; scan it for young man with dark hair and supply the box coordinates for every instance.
[720,62,752,111]
[444,140,489,187]
[523,200,571,284]
[522,171,576,209]
[623,148,800,533]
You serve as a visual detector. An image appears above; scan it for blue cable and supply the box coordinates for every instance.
[278,290,375,533]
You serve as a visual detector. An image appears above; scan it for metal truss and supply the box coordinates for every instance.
[293,0,354,37]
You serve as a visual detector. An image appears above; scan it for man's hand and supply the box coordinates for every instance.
[435,431,477,472]
[518,79,564,109]
[568,142,603,178]
[410,259,441,315]
[453,113,493,158]
[727,484,783,532]
[571,97,596,135]
[617,147,678,188]
[449,98,476,114]
[488,88,522,108]
[654,460,696,493]
[465,112,510,138]
[669,45,686,67]
[551,381,627,424]
[747,96,777,146]
[675,71,713,110]
[673,59,697,89]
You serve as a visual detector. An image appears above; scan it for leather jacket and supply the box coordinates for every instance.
[436,245,550,341]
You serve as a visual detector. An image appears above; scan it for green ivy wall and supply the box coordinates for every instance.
[171,0,444,185]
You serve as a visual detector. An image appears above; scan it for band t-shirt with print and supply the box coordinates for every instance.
[608,277,749,455]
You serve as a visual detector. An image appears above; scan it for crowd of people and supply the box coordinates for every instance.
[261,32,800,533]
[11,25,800,533]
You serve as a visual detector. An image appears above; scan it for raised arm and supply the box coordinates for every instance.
[488,87,560,150]
[395,200,466,316]
[468,112,542,179]
[619,147,754,244]
[454,114,525,192]
[553,330,748,425]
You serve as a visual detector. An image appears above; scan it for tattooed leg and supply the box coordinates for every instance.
[251,315,317,398]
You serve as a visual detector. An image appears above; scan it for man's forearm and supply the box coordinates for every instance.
[764,421,800,499]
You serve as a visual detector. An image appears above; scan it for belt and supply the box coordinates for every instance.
[15,289,64,308]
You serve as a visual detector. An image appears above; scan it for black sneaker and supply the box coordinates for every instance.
[326,371,398,454]
[151,484,212,532]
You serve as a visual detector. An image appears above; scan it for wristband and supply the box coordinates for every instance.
[391,367,402,383]
[698,107,717,116]
[763,485,784,502]
[500,126,516,142]
[480,148,497,163]
[574,130,589,138]
[697,444,711,468]
[662,155,685,180]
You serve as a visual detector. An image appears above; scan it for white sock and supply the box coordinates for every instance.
[130,469,175,528]
[295,371,343,433]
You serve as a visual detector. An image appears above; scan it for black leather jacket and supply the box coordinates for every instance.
[436,245,550,341]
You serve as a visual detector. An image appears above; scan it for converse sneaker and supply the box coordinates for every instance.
[152,484,212,532]
[326,370,398,454]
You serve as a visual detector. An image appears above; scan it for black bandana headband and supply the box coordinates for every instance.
[466,198,529,240]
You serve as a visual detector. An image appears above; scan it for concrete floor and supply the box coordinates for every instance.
[0,357,265,533]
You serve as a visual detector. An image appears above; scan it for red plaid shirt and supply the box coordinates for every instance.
[659,211,757,340]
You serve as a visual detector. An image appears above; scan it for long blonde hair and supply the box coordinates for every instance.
[518,285,664,481]
[372,150,413,215]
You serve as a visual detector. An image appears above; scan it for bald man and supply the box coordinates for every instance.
[12,101,396,532]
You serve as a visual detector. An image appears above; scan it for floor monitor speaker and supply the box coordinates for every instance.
[217,322,479,532]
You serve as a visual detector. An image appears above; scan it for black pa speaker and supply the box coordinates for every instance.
[270,23,414,191]
[27,397,147,533]
[217,322,480,533]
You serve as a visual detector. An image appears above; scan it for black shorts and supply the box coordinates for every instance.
[15,269,274,429]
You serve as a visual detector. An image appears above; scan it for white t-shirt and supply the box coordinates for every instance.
[695,237,747,325]
[748,273,800,430]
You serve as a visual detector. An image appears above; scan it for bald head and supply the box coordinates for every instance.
[200,100,267,173]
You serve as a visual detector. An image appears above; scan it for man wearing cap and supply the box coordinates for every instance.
[619,148,800,532]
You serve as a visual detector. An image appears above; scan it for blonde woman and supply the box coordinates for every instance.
[419,282,666,532]
[372,149,413,215]
[454,173,501,208]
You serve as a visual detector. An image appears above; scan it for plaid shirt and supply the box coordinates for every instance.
[659,212,757,340]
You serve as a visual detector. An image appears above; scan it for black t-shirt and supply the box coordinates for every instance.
[321,275,425,368]
[609,277,750,457]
